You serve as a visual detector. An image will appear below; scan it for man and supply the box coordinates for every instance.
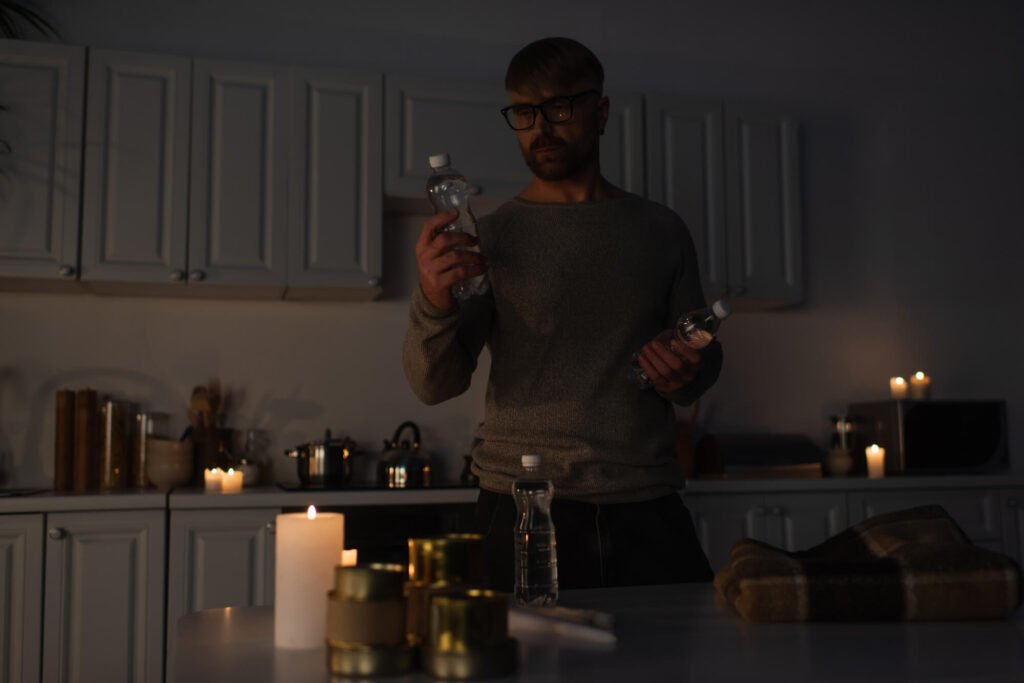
[403,37,722,589]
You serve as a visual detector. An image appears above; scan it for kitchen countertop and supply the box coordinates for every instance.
[174,583,1024,683]
[683,473,1024,494]
[0,489,167,513]
[168,485,480,509]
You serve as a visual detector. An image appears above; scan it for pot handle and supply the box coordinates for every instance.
[391,421,421,448]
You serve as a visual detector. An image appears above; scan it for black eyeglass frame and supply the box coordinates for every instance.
[500,89,601,130]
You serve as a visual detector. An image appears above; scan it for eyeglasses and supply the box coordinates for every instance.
[500,90,600,131]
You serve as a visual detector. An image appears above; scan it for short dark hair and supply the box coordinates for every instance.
[505,37,604,95]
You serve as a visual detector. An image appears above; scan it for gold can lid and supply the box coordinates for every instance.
[332,563,406,601]
[407,533,485,586]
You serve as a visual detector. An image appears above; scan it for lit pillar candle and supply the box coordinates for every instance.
[220,468,243,494]
[866,444,886,479]
[889,376,908,400]
[908,371,931,399]
[274,505,345,649]
[340,548,358,567]
[203,467,222,492]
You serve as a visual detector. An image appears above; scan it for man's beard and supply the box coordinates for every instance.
[522,135,598,182]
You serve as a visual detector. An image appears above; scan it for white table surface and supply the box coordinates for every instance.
[175,583,1024,683]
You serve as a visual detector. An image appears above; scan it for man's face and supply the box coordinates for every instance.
[506,84,609,182]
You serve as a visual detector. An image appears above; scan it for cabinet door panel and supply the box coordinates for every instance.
[385,76,528,201]
[683,494,766,572]
[847,489,1002,543]
[165,508,278,682]
[1001,490,1023,566]
[42,510,164,683]
[0,514,43,683]
[80,49,190,283]
[190,60,289,288]
[645,98,727,300]
[598,92,644,196]
[766,493,847,552]
[724,107,802,302]
[0,41,84,284]
[288,68,382,290]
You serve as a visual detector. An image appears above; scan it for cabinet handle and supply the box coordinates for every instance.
[48,527,66,540]
[58,265,75,278]
[169,270,186,282]
[266,523,276,534]
[367,277,380,287]
[189,270,206,282]
[770,506,784,516]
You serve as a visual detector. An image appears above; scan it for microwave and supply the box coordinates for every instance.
[846,400,1008,475]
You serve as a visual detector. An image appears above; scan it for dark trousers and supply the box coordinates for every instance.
[474,489,713,591]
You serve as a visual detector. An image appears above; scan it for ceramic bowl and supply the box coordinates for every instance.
[146,438,194,491]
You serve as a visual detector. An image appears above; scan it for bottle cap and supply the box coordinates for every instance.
[521,454,541,469]
[428,153,450,169]
[711,299,732,320]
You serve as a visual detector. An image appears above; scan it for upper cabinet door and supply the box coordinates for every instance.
[189,59,289,289]
[723,107,802,303]
[80,49,191,285]
[0,40,84,285]
[287,68,382,293]
[645,97,728,300]
[601,92,645,196]
[385,76,529,203]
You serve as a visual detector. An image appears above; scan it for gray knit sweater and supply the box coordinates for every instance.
[403,194,723,503]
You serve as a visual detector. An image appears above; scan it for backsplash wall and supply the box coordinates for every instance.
[2,0,1022,485]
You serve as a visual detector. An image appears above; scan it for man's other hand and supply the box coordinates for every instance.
[415,210,488,313]
[637,330,701,394]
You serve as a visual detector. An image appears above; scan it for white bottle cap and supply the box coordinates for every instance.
[712,299,732,319]
[521,454,541,468]
[428,153,450,169]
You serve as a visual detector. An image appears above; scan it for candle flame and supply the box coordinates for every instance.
[914,371,925,380]
[868,444,880,454]
[894,377,905,385]
[307,505,317,520]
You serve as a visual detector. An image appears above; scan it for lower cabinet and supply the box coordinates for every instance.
[0,514,44,683]
[42,510,165,683]
[1003,490,1024,566]
[684,492,846,571]
[165,508,279,683]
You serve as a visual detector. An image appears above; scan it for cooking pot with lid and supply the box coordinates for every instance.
[378,421,430,489]
[285,429,357,488]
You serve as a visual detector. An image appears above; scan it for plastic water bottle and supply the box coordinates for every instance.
[631,299,732,388]
[513,454,558,606]
[426,153,489,300]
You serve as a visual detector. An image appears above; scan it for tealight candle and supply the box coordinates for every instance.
[220,468,243,494]
[889,376,908,400]
[203,467,222,492]
[866,444,886,479]
[274,505,345,649]
[340,548,358,567]
[908,371,931,400]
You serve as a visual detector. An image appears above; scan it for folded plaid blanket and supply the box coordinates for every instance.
[714,505,1022,621]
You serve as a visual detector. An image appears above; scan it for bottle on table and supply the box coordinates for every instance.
[631,299,732,389]
[426,153,488,301]
[513,454,559,606]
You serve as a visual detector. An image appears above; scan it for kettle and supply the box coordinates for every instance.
[378,421,431,489]
[285,429,357,488]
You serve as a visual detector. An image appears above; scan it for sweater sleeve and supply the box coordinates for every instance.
[402,286,494,405]
[660,216,724,406]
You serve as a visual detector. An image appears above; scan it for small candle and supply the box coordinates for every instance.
[274,505,345,649]
[220,468,243,494]
[889,376,908,400]
[340,548,358,567]
[203,467,222,492]
[866,444,886,479]
[908,371,931,399]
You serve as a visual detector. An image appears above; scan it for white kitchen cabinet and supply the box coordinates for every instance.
[42,510,165,683]
[685,491,847,571]
[647,98,802,306]
[286,67,383,297]
[79,48,192,288]
[0,514,43,683]
[165,508,279,682]
[846,488,1003,553]
[384,75,645,205]
[188,59,290,293]
[0,40,85,289]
